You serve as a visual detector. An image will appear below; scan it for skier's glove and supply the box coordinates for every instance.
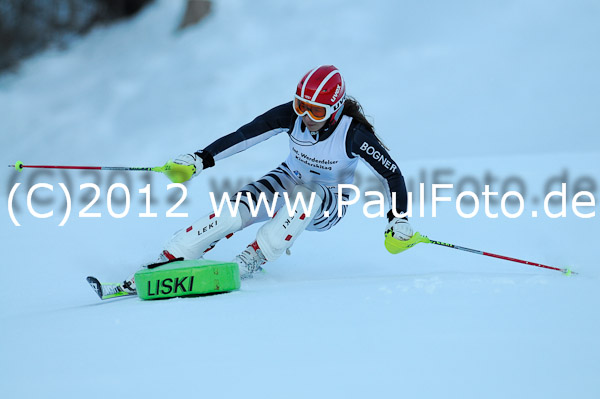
[385,217,413,241]
[172,152,205,179]
[384,217,417,254]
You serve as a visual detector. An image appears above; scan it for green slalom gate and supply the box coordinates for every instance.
[135,259,241,300]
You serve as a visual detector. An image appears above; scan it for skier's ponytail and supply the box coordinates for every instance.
[342,97,389,150]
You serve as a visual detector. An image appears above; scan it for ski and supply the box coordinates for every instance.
[86,276,135,300]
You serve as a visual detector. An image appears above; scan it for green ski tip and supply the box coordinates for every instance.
[102,291,131,299]
[15,161,23,172]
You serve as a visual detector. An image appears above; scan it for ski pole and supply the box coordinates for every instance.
[8,160,195,183]
[385,232,576,275]
[425,236,576,275]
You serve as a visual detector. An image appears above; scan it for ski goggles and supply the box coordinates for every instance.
[293,95,342,122]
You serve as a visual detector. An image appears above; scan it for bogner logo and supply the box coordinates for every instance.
[359,142,398,172]
[330,84,341,102]
[147,276,194,296]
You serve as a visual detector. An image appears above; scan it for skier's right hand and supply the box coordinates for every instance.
[172,152,204,179]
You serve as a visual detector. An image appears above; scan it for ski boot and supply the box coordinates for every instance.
[234,241,267,279]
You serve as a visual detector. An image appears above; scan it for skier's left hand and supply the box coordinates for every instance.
[385,217,413,241]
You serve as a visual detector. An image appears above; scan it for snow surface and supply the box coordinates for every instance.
[1,0,599,398]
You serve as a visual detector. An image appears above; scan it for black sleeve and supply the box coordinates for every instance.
[347,121,408,221]
[199,102,296,168]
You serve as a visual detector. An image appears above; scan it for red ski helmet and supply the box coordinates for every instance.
[293,65,346,124]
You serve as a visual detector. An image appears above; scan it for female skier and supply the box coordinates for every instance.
[114,65,414,295]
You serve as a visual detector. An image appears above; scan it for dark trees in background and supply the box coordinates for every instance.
[178,0,211,30]
[0,0,153,72]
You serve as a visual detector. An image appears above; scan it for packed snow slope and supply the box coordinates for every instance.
[1,1,599,398]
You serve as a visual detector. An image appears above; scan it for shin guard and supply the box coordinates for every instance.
[256,185,323,261]
[164,211,243,260]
